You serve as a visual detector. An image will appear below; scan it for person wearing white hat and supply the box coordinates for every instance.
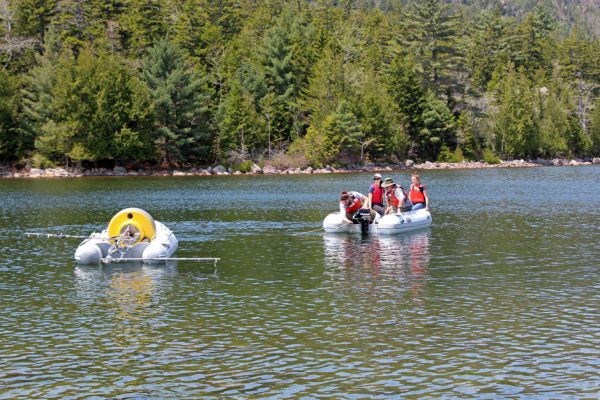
[367,173,385,216]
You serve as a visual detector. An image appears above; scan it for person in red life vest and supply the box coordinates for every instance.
[408,172,429,211]
[339,191,369,223]
[382,177,412,214]
[368,173,385,216]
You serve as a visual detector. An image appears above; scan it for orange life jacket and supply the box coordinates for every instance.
[409,184,426,204]
[346,198,362,213]
[387,186,409,208]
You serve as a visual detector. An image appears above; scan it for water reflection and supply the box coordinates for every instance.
[74,264,178,338]
[322,230,431,296]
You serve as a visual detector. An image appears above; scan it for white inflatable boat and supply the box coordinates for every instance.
[74,208,178,264]
[322,208,432,235]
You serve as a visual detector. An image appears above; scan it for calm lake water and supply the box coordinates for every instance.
[1,166,599,399]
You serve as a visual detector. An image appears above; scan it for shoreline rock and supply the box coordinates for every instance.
[0,158,597,179]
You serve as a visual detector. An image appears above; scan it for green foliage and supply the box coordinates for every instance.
[29,152,55,168]
[466,7,509,90]
[492,65,538,158]
[437,144,465,163]
[142,39,214,165]
[509,7,556,77]
[1,0,600,167]
[591,99,600,155]
[0,70,25,161]
[483,148,501,164]
[235,160,253,173]
[385,55,425,158]
[14,0,57,42]
[117,0,167,56]
[455,111,478,160]
[216,81,263,161]
[400,0,465,95]
[419,90,456,160]
[34,49,156,164]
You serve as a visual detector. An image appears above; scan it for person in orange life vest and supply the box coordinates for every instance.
[339,191,368,223]
[368,173,385,216]
[382,177,412,214]
[409,172,429,211]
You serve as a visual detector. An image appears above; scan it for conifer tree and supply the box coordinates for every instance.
[400,0,464,95]
[260,11,300,145]
[0,69,23,161]
[142,39,214,165]
[21,27,63,147]
[419,89,455,159]
[385,55,425,158]
[492,65,538,158]
[35,50,155,164]
[591,98,600,155]
[510,7,556,77]
[466,7,509,91]
[14,0,57,42]
[118,0,166,56]
[216,80,263,162]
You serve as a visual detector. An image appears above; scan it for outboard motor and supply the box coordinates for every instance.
[353,208,372,234]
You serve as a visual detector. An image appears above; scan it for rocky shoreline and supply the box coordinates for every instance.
[1,158,599,179]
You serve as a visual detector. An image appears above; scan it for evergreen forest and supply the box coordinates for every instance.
[1,0,600,169]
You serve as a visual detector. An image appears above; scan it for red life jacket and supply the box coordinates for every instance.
[371,183,383,205]
[346,198,362,213]
[409,184,426,204]
[387,188,400,207]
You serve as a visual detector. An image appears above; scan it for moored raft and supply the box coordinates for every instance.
[74,208,178,264]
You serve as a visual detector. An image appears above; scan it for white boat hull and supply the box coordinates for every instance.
[378,209,432,235]
[74,220,178,264]
[323,209,431,235]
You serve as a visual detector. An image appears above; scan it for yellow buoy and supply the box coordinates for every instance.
[107,208,156,244]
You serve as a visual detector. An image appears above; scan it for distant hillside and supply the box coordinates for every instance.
[367,0,600,36]
[425,0,600,36]
[460,0,600,36]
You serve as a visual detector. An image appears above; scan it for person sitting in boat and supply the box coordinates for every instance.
[408,172,429,211]
[382,178,412,214]
[368,173,385,216]
[339,191,369,223]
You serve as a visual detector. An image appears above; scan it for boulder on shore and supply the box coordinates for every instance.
[262,165,277,174]
[212,165,227,174]
[251,163,263,174]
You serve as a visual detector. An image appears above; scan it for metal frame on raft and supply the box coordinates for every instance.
[24,232,221,267]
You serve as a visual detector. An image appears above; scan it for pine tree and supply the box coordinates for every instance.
[167,0,217,65]
[466,7,509,91]
[0,70,24,161]
[492,65,538,159]
[312,100,363,165]
[358,89,406,161]
[20,27,63,150]
[385,55,425,158]
[419,89,455,159]
[259,11,300,145]
[591,98,600,156]
[47,51,154,163]
[14,0,57,42]
[509,7,556,77]
[216,80,263,162]
[400,0,464,95]
[118,0,166,56]
[142,39,214,165]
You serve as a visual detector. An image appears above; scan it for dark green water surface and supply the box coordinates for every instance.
[1,166,599,399]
